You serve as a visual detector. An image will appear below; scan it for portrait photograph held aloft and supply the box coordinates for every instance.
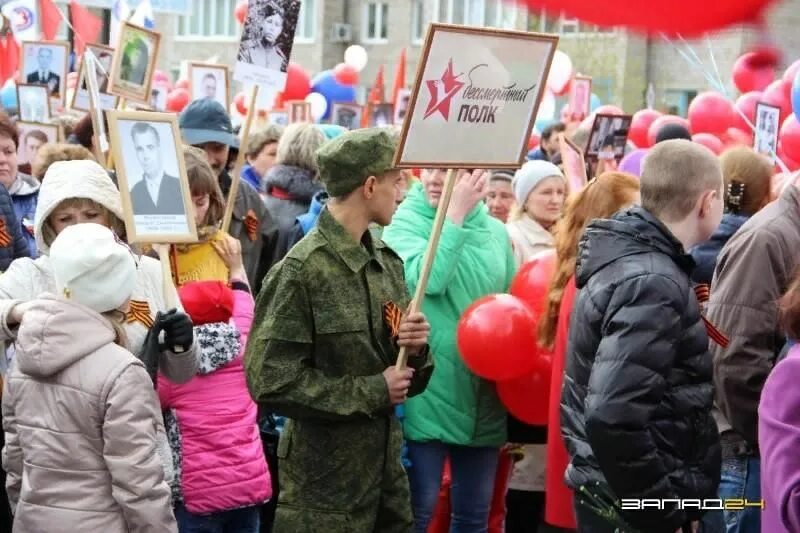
[71,43,119,112]
[234,0,301,92]
[21,41,69,104]
[16,84,51,123]
[16,122,60,166]
[107,111,198,244]
[189,63,230,110]
[110,23,161,104]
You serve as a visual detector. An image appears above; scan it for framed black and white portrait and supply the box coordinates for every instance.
[110,23,161,104]
[287,100,311,124]
[754,101,780,163]
[331,103,363,130]
[149,85,168,111]
[394,89,411,125]
[16,84,50,123]
[107,111,198,244]
[586,113,633,160]
[16,122,59,166]
[267,110,289,126]
[234,0,300,92]
[189,63,230,111]
[20,41,69,105]
[368,103,394,128]
[71,43,119,112]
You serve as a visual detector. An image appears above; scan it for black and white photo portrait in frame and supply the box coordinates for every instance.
[72,45,118,112]
[587,114,632,159]
[755,102,780,162]
[16,123,58,166]
[190,65,228,109]
[370,103,394,128]
[22,42,67,100]
[394,89,411,125]
[150,86,168,111]
[115,119,191,239]
[332,103,362,130]
[111,24,161,103]
[17,85,50,123]
[234,0,300,91]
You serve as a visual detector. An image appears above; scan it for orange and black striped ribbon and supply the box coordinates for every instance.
[126,300,154,329]
[383,301,403,339]
[244,209,259,242]
[0,218,12,247]
[694,284,730,348]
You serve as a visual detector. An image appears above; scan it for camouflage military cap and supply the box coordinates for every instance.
[316,128,398,198]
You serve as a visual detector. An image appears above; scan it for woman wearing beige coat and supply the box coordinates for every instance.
[506,160,567,266]
[2,223,176,532]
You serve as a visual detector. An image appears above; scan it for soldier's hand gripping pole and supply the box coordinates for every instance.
[396,168,456,370]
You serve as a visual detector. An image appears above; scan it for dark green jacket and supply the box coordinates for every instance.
[246,207,432,532]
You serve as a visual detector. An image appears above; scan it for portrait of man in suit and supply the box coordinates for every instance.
[26,47,60,97]
[128,122,185,216]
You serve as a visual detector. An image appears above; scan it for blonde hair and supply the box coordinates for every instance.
[246,125,284,158]
[103,309,129,349]
[32,143,95,180]
[43,198,126,249]
[640,139,723,222]
[276,123,325,173]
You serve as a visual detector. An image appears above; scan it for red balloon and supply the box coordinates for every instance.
[778,142,800,172]
[687,92,734,135]
[233,91,247,115]
[762,79,792,124]
[647,115,690,146]
[553,77,571,97]
[515,0,776,38]
[456,294,542,381]
[166,88,190,113]
[594,104,624,116]
[629,109,662,148]
[175,78,190,90]
[496,354,552,425]
[732,53,775,93]
[731,91,761,132]
[234,0,248,25]
[333,63,359,87]
[528,132,541,151]
[692,133,724,155]
[780,115,800,163]
[284,62,311,101]
[509,250,557,316]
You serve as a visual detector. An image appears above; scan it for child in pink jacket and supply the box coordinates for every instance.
[158,279,271,532]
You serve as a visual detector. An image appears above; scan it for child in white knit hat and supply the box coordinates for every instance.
[1,223,178,532]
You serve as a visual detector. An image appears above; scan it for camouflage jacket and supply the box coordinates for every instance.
[245,207,433,526]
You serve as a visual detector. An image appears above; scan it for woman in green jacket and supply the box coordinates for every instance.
[383,168,516,533]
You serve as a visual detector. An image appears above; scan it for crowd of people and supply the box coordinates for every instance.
[0,89,798,533]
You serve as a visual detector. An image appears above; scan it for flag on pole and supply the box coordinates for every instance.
[1,0,41,43]
[369,64,386,104]
[110,0,131,46]
[391,48,406,107]
[130,0,155,30]
[69,0,102,55]
[0,33,20,85]
[38,0,62,40]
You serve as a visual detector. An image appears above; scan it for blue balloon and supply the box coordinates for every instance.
[792,71,800,122]
[590,93,602,112]
[1,84,17,110]
[311,70,356,120]
[535,118,557,133]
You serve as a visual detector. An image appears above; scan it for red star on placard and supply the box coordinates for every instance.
[424,59,464,120]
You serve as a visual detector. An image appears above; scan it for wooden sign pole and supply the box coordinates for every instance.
[396,168,457,370]
[221,85,259,234]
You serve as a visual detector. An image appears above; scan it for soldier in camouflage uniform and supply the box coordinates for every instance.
[245,128,434,533]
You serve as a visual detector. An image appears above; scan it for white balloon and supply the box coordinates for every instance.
[546,50,573,94]
[536,90,556,122]
[344,45,369,73]
[305,92,328,122]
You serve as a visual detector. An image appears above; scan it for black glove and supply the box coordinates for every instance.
[159,309,194,353]
[138,311,166,386]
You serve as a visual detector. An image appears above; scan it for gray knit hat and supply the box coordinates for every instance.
[512,160,565,204]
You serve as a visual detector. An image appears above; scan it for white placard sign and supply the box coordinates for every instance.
[754,101,780,164]
[395,24,558,169]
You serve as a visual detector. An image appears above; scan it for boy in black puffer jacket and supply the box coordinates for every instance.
[560,140,723,533]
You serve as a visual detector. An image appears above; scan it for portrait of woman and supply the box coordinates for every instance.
[237,0,300,74]
[121,37,150,87]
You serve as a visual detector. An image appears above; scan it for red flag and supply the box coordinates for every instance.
[391,48,406,106]
[0,34,19,86]
[369,64,385,104]
[69,0,102,55]
[39,0,63,41]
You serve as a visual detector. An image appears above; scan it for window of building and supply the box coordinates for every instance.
[176,0,238,40]
[363,2,389,43]
[411,0,427,44]
[295,0,316,42]
[433,0,524,29]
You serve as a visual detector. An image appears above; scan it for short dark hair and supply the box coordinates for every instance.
[541,122,566,141]
[131,122,160,144]
[24,129,48,144]
[0,112,19,149]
